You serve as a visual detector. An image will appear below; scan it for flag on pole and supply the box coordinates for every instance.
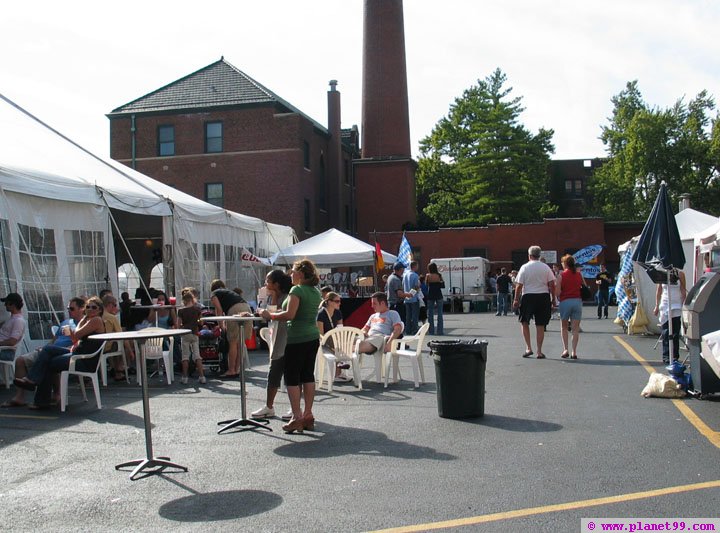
[397,233,412,267]
[374,241,385,271]
[616,245,635,325]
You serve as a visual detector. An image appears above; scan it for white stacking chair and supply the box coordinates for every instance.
[135,328,174,385]
[385,323,430,388]
[357,322,405,385]
[100,341,129,386]
[316,327,364,392]
[60,342,106,412]
[259,327,285,392]
[0,345,20,388]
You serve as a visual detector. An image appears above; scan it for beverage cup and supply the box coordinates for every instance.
[62,325,72,336]
[135,299,141,306]
[266,305,277,313]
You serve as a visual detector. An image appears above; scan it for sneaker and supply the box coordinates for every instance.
[198,375,207,384]
[281,409,293,421]
[180,375,188,384]
[251,405,275,418]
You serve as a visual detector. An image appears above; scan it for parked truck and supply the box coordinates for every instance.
[429,257,491,302]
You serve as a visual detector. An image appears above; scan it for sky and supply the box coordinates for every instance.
[3,0,719,162]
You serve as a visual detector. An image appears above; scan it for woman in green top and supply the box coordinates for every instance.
[260,258,321,433]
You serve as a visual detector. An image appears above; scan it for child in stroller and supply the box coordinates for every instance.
[198,308,226,374]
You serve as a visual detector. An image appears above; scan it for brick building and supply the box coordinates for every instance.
[108,58,359,239]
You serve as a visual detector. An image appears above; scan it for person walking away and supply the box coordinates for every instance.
[260,259,322,434]
[653,269,687,365]
[425,262,445,335]
[496,268,512,316]
[513,246,555,359]
[556,255,585,359]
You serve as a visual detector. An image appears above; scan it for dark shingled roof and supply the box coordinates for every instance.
[108,57,327,133]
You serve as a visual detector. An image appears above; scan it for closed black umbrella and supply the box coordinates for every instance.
[632,181,686,361]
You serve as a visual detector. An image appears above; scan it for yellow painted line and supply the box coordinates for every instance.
[614,335,720,449]
[0,413,58,420]
[368,480,720,532]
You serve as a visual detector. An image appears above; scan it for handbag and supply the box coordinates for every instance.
[580,284,592,300]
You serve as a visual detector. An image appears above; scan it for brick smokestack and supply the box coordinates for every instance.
[327,80,343,227]
[361,0,412,158]
[355,0,416,239]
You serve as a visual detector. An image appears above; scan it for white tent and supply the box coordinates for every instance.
[270,228,397,267]
[619,208,717,334]
[0,94,293,346]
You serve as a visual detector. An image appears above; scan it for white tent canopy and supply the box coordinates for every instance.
[0,94,293,347]
[619,208,717,334]
[271,228,397,267]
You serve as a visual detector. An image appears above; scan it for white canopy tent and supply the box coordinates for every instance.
[270,228,397,267]
[0,94,293,346]
[618,208,717,334]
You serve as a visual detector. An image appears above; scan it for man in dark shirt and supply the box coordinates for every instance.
[595,265,613,319]
[495,268,512,316]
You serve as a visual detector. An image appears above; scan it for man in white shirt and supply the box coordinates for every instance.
[513,246,555,359]
[358,292,404,355]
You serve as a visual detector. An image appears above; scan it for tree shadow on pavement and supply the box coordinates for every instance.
[159,487,282,522]
[464,414,563,432]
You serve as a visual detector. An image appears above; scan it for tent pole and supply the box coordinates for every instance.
[667,266,674,363]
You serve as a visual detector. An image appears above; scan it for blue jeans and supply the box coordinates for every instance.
[496,293,510,315]
[27,344,70,384]
[426,299,444,335]
[404,301,420,335]
[597,291,609,318]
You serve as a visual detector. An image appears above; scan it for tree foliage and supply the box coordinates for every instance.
[591,81,720,220]
[416,69,556,227]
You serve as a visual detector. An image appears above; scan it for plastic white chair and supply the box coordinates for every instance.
[316,327,364,392]
[60,342,106,412]
[0,345,20,388]
[259,327,285,392]
[135,328,174,385]
[357,322,405,384]
[385,323,430,388]
[100,341,129,386]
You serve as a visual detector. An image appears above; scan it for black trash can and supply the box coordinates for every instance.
[430,339,488,419]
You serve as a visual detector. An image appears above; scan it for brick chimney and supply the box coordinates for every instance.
[327,80,343,228]
[355,0,416,239]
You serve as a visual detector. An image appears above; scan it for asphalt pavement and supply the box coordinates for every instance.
[1,308,719,532]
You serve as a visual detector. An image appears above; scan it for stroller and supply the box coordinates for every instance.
[198,309,226,374]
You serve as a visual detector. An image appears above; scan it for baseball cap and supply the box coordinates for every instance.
[1,292,23,307]
[392,262,405,271]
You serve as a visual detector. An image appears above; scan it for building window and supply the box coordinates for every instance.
[574,180,583,196]
[303,141,310,170]
[319,155,326,211]
[205,122,223,153]
[304,199,311,232]
[565,179,583,197]
[158,125,175,156]
[463,248,487,258]
[205,183,223,207]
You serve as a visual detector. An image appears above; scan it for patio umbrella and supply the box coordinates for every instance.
[631,181,686,360]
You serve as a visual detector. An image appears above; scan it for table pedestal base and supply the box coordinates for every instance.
[217,417,272,434]
[115,456,188,480]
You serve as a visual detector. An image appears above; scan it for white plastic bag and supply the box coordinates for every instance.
[641,372,686,398]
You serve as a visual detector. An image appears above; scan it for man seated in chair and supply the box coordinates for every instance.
[357,292,404,356]
[2,297,85,408]
[0,292,26,362]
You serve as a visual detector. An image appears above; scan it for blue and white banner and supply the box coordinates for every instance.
[397,234,413,268]
[616,246,635,325]
[579,264,600,279]
[573,244,603,265]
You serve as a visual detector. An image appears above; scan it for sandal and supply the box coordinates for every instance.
[536,353,546,359]
[570,354,578,359]
[13,378,37,391]
[561,351,569,358]
[522,350,533,358]
[0,399,27,408]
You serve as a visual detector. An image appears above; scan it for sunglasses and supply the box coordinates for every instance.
[332,299,341,303]
[86,305,100,310]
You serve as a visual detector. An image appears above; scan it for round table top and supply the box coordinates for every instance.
[90,328,190,341]
[200,315,263,322]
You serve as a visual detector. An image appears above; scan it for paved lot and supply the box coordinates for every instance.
[1,309,719,532]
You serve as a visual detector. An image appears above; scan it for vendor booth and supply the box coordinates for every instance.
[270,228,397,327]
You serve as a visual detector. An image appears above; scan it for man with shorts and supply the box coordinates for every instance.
[513,246,555,359]
[357,292,404,357]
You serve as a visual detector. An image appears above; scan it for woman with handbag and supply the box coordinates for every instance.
[555,254,586,359]
[425,262,445,335]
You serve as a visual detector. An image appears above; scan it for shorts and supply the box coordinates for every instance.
[518,293,551,326]
[559,298,583,321]
[180,333,201,362]
[365,335,387,354]
[0,348,17,362]
[225,302,251,341]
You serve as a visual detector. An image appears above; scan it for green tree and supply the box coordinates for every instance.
[416,69,556,227]
[591,81,720,219]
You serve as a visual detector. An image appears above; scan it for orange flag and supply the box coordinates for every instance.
[375,241,385,271]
